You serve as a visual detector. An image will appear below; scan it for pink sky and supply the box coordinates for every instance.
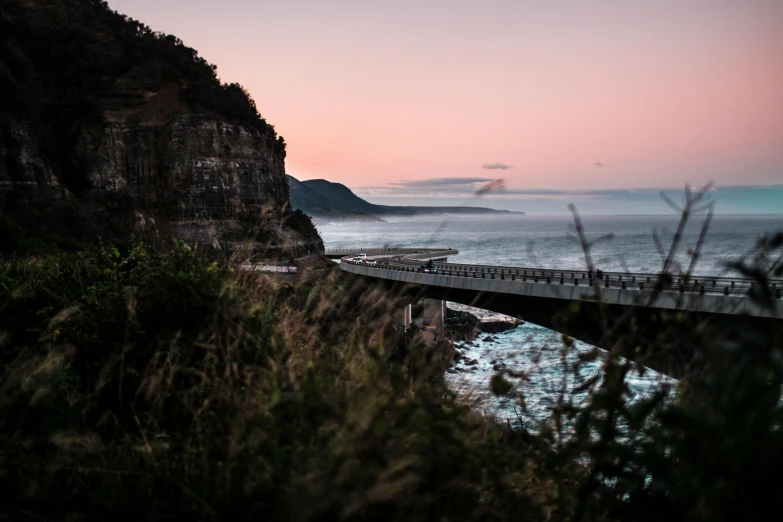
[109,0,783,195]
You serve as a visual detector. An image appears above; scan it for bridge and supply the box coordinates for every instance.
[326,247,783,378]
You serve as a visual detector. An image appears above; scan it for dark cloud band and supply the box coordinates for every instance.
[356,182,782,200]
[391,177,495,188]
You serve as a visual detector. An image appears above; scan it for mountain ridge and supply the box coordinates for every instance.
[287,175,523,221]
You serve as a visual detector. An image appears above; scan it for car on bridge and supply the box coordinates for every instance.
[419,260,438,273]
[348,255,377,265]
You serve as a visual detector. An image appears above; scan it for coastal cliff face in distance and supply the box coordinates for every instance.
[0,0,323,258]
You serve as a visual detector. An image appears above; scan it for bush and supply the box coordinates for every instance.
[490,196,783,522]
[0,242,558,521]
[283,208,320,240]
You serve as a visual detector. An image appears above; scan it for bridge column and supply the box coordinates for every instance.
[416,298,445,342]
[395,299,445,341]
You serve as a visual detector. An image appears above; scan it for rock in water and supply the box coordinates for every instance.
[478,320,523,334]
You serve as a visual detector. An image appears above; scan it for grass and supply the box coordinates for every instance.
[0,204,782,520]
[0,241,563,521]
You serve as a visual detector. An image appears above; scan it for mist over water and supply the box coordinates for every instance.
[317,214,783,426]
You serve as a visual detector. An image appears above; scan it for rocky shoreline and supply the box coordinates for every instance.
[444,306,522,341]
[444,305,522,371]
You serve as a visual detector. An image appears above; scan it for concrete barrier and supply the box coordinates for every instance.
[340,259,779,319]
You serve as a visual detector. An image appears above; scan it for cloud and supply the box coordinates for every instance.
[355,181,783,205]
[391,177,495,188]
[594,162,605,167]
[482,163,512,170]
[358,184,783,215]
[357,185,589,199]
[358,185,680,200]
[358,177,499,197]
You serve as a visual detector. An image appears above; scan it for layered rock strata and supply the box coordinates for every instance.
[0,0,322,258]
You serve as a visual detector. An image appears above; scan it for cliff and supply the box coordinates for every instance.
[0,0,323,258]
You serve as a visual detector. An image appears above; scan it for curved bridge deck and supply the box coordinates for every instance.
[326,247,782,318]
[327,247,782,378]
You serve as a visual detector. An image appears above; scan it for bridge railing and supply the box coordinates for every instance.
[392,257,743,281]
[341,259,783,299]
[390,258,780,287]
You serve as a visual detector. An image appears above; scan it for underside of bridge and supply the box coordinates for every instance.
[368,277,780,380]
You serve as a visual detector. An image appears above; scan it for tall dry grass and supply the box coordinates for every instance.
[2,187,782,521]
[0,241,560,521]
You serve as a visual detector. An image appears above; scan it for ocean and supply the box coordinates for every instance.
[316,213,783,427]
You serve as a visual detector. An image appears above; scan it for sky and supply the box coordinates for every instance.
[108,0,783,214]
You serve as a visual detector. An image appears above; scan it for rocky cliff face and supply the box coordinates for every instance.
[0,0,322,258]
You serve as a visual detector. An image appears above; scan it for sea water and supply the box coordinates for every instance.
[317,213,783,427]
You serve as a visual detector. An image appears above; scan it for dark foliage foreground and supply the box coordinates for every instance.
[0,231,781,521]
[0,242,561,521]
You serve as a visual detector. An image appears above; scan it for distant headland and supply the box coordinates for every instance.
[287,175,524,222]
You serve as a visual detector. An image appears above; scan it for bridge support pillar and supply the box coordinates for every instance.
[396,299,445,341]
[415,298,445,342]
